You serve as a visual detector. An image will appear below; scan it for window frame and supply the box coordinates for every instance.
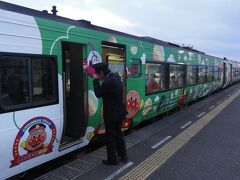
[186,65,198,86]
[213,66,220,81]
[145,61,167,95]
[207,66,214,82]
[0,52,58,114]
[198,65,207,84]
[169,63,185,89]
[145,61,188,95]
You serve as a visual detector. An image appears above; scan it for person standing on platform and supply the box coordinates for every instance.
[92,62,128,165]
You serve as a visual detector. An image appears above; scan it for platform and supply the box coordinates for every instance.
[36,83,240,180]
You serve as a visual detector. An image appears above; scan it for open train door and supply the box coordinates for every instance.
[60,42,87,148]
[101,42,126,97]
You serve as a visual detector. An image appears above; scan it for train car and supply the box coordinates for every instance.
[231,61,240,84]
[0,2,240,179]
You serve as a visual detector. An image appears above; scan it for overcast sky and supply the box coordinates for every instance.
[3,0,240,61]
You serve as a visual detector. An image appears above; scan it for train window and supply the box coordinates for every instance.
[235,68,240,78]
[233,68,237,78]
[0,57,30,106]
[130,59,142,78]
[31,58,57,103]
[107,53,124,81]
[237,68,240,78]
[0,54,58,113]
[145,63,165,94]
[187,65,197,85]
[214,67,220,80]
[198,66,207,83]
[233,68,237,79]
[207,66,214,82]
[169,64,184,89]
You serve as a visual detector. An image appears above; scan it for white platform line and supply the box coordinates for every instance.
[217,101,222,104]
[198,112,205,118]
[151,136,172,149]
[209,105,215,110]
[181,121,192,129]
[104,162,134,180]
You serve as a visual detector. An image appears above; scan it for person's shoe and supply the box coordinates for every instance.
[120,156,128,163]
[102,160,118,165]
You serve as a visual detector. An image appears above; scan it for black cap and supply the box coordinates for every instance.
[93,62,109,73]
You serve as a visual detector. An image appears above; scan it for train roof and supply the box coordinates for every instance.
[0,1,206,55]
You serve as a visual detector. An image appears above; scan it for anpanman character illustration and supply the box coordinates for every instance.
[21,123,47,153]
[126,90,140,119]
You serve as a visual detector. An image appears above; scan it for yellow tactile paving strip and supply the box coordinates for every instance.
[120,89,240,180]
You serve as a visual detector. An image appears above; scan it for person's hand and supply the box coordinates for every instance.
[93,73,99,80]
[83,59,88,70]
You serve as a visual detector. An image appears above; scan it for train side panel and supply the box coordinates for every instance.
[0,9,66,179]
[1,2,240,179]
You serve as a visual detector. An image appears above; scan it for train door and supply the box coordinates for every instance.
[222,62,226,88]
[224,62,231,88]
[60,42,87,148]
[230,64,232,84]
[101,42,126,97]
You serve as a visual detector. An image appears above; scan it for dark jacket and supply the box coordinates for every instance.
[93,72,127,122]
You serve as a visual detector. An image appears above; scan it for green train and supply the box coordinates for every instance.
[1,2,240,179]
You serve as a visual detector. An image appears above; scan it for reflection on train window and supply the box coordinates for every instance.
[233,68,240,78]
[214,67,219,80]
[187,65,197,85]
[0,54,58,112]
[198,66,207,83]
[236,68,240,78]
[0,57,29,106]
[232,68,236,78]
[237,68,240,78]
[207,66,214,82]
[145,63,165,94]
[32,58,56,103]
[169,64,184,89]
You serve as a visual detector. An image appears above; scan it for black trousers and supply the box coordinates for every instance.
[104,119,127,162]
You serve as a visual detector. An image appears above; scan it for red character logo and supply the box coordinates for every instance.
[10,117,56,167]
[126,90,140,119]
[21,123,47,152]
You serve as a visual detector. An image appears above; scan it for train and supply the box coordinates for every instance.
[1,1,240,179]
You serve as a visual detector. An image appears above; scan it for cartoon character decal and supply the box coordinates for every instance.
[141,53,146,64]
[178,90,188,106]
[126,90,141,119]
[10,117,56,167]
[108,35,118,43]
[21,123,47,152]
[87,51,102,65]
[130,46,138,55]
[121,118,132,130]
[153,96,160,111]
[83,42,102,77]
[142,98,152,116]
[167,54,175,63]
[85,127,95,141]
[153,45,164,61]
[88,90,98,117]
[126,66,131,78]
